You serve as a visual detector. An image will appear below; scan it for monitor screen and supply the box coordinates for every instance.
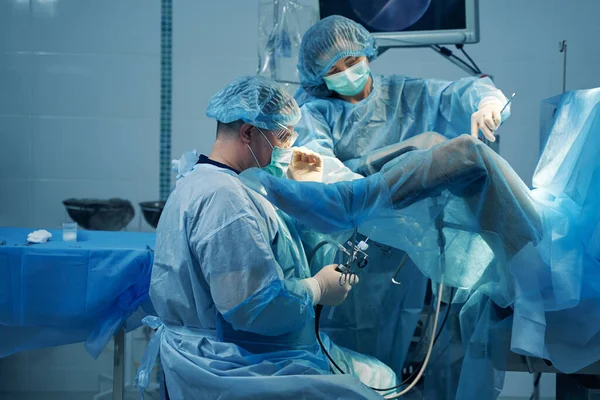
[319,0,478,46]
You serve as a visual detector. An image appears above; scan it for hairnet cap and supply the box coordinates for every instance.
[298,15,378,97]
[206,75,301,130]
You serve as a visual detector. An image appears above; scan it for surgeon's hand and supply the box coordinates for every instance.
[287,148,323,182]
[471,98,504,142]
[312,264,357,306]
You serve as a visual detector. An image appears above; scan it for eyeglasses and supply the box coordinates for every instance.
[274,128,298,149]
[259,124,298,149]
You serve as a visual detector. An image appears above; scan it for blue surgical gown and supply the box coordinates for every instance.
[294,74,510,168]
[292,74,509,378]
[139,163,397,399]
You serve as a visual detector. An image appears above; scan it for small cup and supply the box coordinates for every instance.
[63,222,78,242]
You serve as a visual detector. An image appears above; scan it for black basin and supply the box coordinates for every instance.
[63,198,135,231]
[139,201,165,229]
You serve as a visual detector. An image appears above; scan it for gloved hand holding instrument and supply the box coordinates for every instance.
[471,92,515,141]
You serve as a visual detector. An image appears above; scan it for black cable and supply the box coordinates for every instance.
[375,287,456,392]
[528,373,542,400]
[447,52,479,75]
[433,289,455,343]
[307,240,334,266]
[457,45,482,74]
[432,45,476,74]
[309,239,457,393]
[394,288,456,389]
[315,284,456,393]
[315,304,347,374]
[310,240,364,376]
[407,290,436,359]
[394,284,436,377]
[310,237,399,390]
[309,240,347,375]
[432,45,480,76]
[308,240,348,376]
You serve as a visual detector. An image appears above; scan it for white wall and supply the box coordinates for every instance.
[0,0,160,231]
[2,0,600,397]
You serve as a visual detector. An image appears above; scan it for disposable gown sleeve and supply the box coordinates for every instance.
[410,76,510,137]
[247,169,394,233]
[189,211,315,336]
[295,103,337,158]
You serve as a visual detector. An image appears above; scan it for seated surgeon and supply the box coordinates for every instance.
[136,75,398,400]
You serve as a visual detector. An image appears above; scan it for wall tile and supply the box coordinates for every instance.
[172,55,255,120]
[0,0,32,52]
[0,117,32,180]
[31,117,158,181]
[0,54,33,116]
[173,0,258,59]
[0,180,31,227]
[31,54,159,119]
[30,0,160,55]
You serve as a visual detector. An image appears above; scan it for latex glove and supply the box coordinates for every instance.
[471,97,504,142]
[301,264,357,306]
[27,229,52,244]
[286,148,323,182]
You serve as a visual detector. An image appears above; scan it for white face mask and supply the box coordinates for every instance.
[323,58,371,96]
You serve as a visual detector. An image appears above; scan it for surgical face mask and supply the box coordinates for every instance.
[263,146,294,178]
[323,58,370,97]
[247,128,294,178]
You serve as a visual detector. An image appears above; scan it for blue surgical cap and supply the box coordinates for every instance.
[206,75,301,130]
[298,15,378,97]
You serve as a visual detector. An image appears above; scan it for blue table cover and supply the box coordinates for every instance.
[0,227,155,358]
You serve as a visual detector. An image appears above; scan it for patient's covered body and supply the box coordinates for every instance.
[378,132,542,261]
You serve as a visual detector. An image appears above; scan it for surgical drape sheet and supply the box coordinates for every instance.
[240,89,600,376]
[0,227,155,358]
[243,133,541,302]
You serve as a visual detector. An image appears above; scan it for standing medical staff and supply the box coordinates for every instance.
[295,15,511,170]
[291,14,512,379]
[136,75,397,400]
